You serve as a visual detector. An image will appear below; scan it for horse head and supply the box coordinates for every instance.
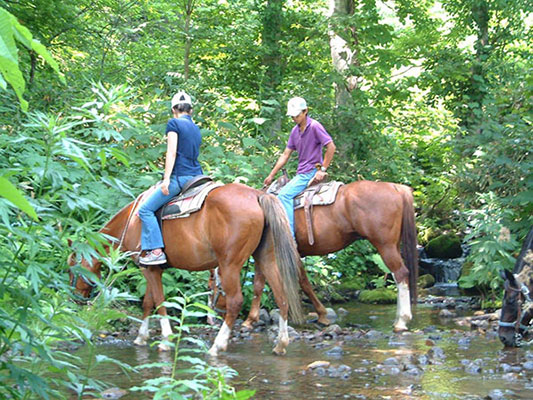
[67,239,102,301]
[498,265,533,347]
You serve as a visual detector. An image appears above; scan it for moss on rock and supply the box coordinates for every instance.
[426,234,462,259]
[418,274,435,289]
[358,288,397,304]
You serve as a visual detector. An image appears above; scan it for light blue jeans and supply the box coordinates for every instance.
[277,170,316,237]
[139,175,194,251]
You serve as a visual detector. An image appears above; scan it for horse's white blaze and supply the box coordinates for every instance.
[394,281,412,331]
[134,317,150,345]
[209,322,231,356]
[160,317,172,338]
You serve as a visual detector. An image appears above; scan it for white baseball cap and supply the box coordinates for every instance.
[286,97,307,117]
[171,91,192,108]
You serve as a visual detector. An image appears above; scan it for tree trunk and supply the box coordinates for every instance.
[260,0,285,135]
[183,0,195,82]
[327,0,357,108]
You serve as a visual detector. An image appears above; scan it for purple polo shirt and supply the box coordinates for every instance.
[287,116,332,174]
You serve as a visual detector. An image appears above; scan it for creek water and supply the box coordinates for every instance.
[72,302,533,399]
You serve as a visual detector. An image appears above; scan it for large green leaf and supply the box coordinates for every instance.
[0,176,38,221]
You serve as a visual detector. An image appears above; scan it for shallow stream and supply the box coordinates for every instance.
[73,302,533,399]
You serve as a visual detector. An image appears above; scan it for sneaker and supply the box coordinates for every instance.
[139,251,167,265]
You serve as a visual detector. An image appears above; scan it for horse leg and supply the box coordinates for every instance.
[136,266,173,351]
[260,259,292,355]
[375,244,412,332]
[298,263,330,325]
[242,264,265,330]
[209,267,243,357]
[134,278,154,346]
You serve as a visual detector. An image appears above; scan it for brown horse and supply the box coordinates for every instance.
[211,180,418,332]
[68,183,303,356]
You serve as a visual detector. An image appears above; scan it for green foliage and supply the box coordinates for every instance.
[0,7,63,111]
[458,192,519,298]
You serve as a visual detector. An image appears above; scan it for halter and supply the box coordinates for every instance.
[498,280,533,335]
[208,267,227,315]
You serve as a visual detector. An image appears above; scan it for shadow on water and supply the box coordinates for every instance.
[71,302,533,399]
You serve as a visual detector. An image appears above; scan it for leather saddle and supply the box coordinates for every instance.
[157,176,223,220]
[266,171,344,245]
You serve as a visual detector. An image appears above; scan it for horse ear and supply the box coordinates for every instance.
[503,269,515,283]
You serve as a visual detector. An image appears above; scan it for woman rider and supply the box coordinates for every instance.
[138,91,203,265]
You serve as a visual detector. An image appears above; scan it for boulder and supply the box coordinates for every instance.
[425,234,462,259]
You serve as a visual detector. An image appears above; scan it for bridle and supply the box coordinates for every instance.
[498,279,533,341]
[69,193,143,302]
[208,267,227,315]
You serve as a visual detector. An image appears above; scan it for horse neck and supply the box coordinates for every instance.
[99,201,135,249]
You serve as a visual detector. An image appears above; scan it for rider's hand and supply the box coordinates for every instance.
[310,170,327,185]
[264,175,273,187]
[161,178,170,195]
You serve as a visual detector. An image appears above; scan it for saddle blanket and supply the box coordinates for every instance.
[162,181,223,220]
[293,181,344,210]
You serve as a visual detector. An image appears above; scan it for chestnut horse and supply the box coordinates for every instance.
[68,183,303,356]
[211,180,418,332]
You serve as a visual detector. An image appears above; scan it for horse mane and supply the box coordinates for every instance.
[98,200,136,236]
[513,227,533,274]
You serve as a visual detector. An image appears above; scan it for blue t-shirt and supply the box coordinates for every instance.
[166,115,203,176]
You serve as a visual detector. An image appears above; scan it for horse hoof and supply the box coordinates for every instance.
[241,321,254,331]
[208,347,219,357]
[158,343,171,352]
[133,337,147,346]
[272,346,287,356]
[317,317,331,326]
[393,326,408,333]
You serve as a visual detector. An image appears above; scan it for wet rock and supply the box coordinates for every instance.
[324,324,342,336]
[503,372,519,381]
[315,367,327,376]
[405,367,423,376]
[383,357,400,366]
[471,319,489,330]
[101,387,127,399]
[525,350,533,359]
[363,330,383,340]
[457,337,471,348]
[325,346,344,356]
[485,389,516,400]
[425,339,435,346]
[337,307,348,316]
[306,360,331,370]
[465,362,482,374]
[439,309,456,318]
[427,346,446,363]
[523,361,533,370]
[269,309,280,325]
[259,309,271,325]
[418,354,429,366]
[325,308,338,322]
[353,367,368,373]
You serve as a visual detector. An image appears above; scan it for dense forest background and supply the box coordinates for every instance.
[0,0,531,398]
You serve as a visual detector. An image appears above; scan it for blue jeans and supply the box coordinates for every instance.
[277,170,316,236]
[139,175,194,251]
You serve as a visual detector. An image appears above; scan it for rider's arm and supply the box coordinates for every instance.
[161,131,178,195]
[264,147,293,186]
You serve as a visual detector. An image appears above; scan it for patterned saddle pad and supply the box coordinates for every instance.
[293,181,344,210]
[161,180,223,220]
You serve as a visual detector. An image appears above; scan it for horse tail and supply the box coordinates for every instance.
[258,194,304,324]
[400,186,419,304]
